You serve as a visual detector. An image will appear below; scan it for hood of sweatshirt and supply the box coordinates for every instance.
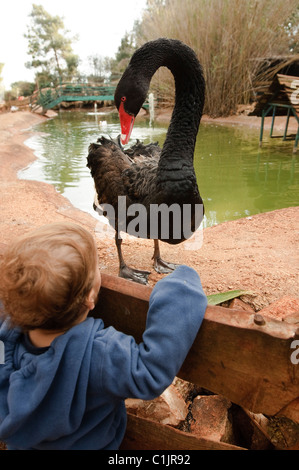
[0,316,115,449]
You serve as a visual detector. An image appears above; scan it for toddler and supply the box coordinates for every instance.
[0,222,207,450]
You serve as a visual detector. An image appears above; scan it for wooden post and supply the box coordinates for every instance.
[294,126,299,153]
[270,104,276,138]
[259,105,273,147]
[259,110,265,147]
[290,107,299,153]
[283,107,291,141]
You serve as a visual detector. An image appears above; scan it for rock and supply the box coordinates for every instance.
[229,298,255,312]
[266,416,299,450]
[190,395,235,444]
[172,377,200,402]
[32,105,44,114]
[125,384,188,427]
[258,296,299,321]
[44,110,58,118]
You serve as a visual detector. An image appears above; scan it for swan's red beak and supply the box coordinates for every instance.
[119,101,135,145]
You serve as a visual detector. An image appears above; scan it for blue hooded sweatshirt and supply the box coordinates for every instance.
[0,266,207,450]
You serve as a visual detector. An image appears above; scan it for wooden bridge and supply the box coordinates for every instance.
[30,83,116,112]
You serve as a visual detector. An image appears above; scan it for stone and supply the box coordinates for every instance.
[125,384,188,427]
[229,298,255,312]
[44,110,58,118]
[172,377,199,402]
[266,416,299,449]
[190,395,234,444]
[258,296,299,321]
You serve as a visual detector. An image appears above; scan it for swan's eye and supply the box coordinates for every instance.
[121,96,126,102]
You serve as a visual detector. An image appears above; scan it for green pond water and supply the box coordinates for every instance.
[21,109,299,228]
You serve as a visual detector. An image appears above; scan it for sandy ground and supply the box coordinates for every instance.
[0,109,298,311]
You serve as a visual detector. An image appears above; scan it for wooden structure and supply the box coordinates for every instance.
[93,273,299,449]
[30,83,151,113]
[252,55,299,101]
[30,83,116,112]
[257,74,299,152]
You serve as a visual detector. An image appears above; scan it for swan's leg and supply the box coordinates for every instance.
[152,239,179,274]
[115,232,150,285]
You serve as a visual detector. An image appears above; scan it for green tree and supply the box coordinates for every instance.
[115,32,136,62]
[110,31,138,81]
[87,54,113,83]
[11,81,36,97]
[24,4,79,88]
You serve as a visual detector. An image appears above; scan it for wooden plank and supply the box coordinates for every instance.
[254,73,299,119]
[120,413,246,450]
[178,306,298,417]
[277,397,299,423]
[275,74,299,117]
[277,73,299,87]
[94,273,299,418]
[94,273,150,343]
[58,95,115,102]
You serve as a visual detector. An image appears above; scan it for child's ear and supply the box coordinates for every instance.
[85,289,96,311]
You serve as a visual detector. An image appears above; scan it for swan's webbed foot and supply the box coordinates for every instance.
[119,264,151,285]
[115,232,150,284]
[153,257,180,274]
[152,239,180,274]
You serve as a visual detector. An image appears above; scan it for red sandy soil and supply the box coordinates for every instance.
[0,110,298,311]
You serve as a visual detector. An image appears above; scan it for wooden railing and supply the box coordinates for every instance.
[30,83,116,111]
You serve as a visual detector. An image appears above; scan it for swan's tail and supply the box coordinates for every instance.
[87,136,131,176]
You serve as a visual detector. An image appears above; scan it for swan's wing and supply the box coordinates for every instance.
[120,139,161,203]
[122,160,158,203]
[87,136,131,207]
[87,136,160,207]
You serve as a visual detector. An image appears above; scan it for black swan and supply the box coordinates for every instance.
[87,38,205,284]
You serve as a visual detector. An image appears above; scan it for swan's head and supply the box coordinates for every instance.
[114,66,149,145]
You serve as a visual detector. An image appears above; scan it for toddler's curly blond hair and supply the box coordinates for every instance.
[0,223,98,331]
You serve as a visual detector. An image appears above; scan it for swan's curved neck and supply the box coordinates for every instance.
[133,39,205,167]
